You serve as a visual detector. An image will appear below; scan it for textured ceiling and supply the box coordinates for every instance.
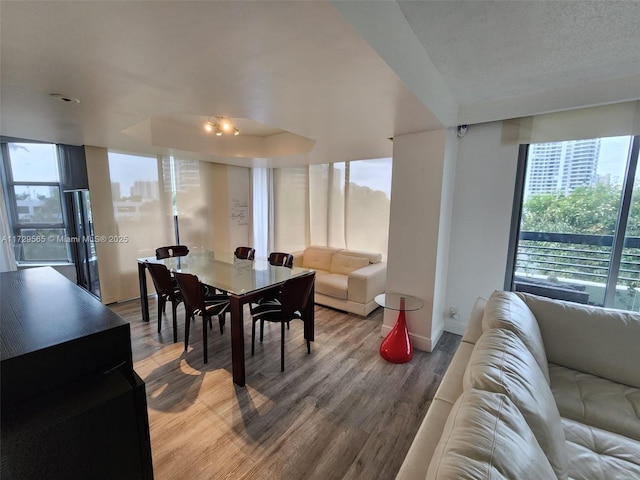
[397,0,640,116]
[1,1,639,166]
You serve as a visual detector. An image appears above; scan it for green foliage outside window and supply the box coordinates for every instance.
[518,184,640,310]
[521,184,639,236]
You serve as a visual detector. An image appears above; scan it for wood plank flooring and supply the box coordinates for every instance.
[110,299,461,480]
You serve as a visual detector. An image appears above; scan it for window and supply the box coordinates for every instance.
[273,166,309,252]
[346,158,392,255]
[1,143,70,263]
[104,151,173,301]
[269,158,392,258]
[506,136,639,312]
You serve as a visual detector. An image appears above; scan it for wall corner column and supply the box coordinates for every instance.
[383,129,458,352]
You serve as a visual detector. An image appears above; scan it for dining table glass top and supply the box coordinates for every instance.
[139,250,311,296]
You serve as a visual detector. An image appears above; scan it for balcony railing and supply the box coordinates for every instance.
[514,231,640,311]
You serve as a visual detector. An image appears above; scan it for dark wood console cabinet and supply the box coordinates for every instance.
[1,267,153,480]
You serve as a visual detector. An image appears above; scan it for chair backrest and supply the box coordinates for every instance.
[156,245,189,260]
[145,262,175,297]
[173,271,204,314]
[280,272,316,318]
[268,252,294,268]
[234,246,256,260]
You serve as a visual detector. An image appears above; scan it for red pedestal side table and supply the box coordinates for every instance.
[375,293,424,363]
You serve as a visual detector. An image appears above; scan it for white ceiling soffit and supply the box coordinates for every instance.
[0,1,442,167]
[123,115,316,159]
[330,0,458,128]
[394,0,640,125]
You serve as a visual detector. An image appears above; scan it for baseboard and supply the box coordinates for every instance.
[444,317,467,336]
[380,324,436,352]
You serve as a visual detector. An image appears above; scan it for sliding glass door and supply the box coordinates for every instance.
[67,190,100,298]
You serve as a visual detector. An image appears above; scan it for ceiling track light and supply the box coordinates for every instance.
[204,116,239,136]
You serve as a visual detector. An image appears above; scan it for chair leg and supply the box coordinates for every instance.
[307,338,311,354]
[260,319,264,342]
[218,314,225,334]
[251,319,256,356]
[171,301,178,343]
[203,316,208,363]
[184,308,191,351]
[280,320,285,372]
[157,297,165,333]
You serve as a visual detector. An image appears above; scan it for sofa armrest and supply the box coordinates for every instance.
[291,250,305,268]
[348,262,386,304]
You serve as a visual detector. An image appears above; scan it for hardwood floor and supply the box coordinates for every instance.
[110,299,461,480]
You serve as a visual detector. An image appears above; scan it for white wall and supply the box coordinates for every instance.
[222,165,251,252]
[444,122,520,334]
[432,127,458,343]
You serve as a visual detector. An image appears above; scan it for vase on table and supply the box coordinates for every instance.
[380,297,413,363]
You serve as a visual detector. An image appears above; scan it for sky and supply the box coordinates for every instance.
[107,153,395,199]
[349,157,393,197]
[108,152,159,193]
[8,143,59,182]
[103,139,634,199]
[9,138,632,197]
[598,136,632,179]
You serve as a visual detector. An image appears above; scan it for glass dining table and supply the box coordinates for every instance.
[137,250,315,386]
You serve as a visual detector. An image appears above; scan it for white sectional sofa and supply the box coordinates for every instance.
[292,246,386,316]
[396,290,640,480]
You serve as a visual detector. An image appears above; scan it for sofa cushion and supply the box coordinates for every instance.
[314,273,348,300]
[426,389,556,480]
[482,291,550,383]
[518,292,640,389]
[340,249,382,264]
[302,246,341,271]
[460,297,486,345]
[562,417,640,480]
[463,329,568,479]
[330,253,369,275]
[549,363,640,441]
[434,341,475,405]
[395,398,456,480]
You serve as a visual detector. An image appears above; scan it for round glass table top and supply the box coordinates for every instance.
[374,293,423,312]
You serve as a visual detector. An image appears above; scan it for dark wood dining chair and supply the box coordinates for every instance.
[155,245,189,260]
[145,261,182,343]
[234,246,256,260]
[268,251,294,268]
[250,272,315,371]
[173,271,230,364]
[250,251,294,314]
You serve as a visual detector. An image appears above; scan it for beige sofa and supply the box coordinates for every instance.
[292,246,386,316]
[396,290,640,480]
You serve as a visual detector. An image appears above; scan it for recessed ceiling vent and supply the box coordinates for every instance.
[50,93,80,104]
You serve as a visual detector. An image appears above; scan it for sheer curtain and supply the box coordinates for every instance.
[0,181,17,272]
[328,162,346,249]
[87,149,173,303]
[272,167,309,252]
[270,158,391,257]
[309,164,329,245]
[345,158,392,257]
[252,167,272,259]
[172,157,215,251]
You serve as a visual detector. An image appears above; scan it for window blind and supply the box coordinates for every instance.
[502,100,640,145]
